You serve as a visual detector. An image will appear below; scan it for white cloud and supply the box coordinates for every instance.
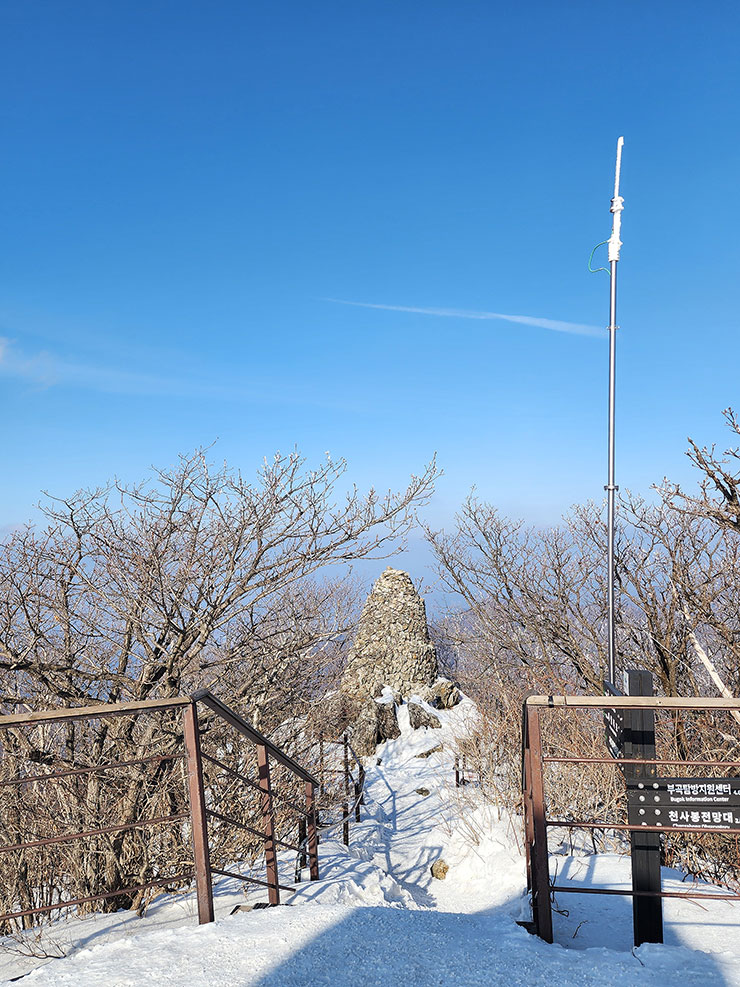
[325,299,601,338]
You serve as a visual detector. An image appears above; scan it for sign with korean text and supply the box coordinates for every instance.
[627,777,740,830]
[628,803,740,831]
[627,777,740,806]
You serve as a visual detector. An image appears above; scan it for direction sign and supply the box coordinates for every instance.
[628,803,740,831]
[627,777,740,807]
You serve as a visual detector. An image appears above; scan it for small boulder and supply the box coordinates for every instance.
[377,699,401,742]
[351,696,401,756]
[352,699,382,757]
[408,701,442,731]
[433,678,462,709]
[415,787,430,797]
[419,678,462,710]
[415,744,443,759]
[430,859,449,880]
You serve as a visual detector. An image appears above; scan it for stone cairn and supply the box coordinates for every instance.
[331,567,460,755]
[342,567,438,697]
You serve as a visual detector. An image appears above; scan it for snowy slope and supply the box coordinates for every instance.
[5,696,740,985]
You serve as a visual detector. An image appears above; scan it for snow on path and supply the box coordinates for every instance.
[8,697,740,985]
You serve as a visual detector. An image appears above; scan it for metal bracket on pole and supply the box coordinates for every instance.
[608,137,624,262]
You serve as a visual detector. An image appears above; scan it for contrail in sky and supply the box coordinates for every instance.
[325,299,602,338]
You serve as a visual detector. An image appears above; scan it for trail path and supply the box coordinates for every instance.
[10,699,740,986]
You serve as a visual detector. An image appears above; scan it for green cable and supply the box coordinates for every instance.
[588,240,611,276]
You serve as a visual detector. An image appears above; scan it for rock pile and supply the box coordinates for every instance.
[316,567,461,755]
[342,567,438,697]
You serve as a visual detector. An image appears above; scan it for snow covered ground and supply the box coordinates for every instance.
[4,696,740,985]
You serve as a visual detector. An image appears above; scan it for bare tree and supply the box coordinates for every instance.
[0,448,438,925]
[0,449,437,714]
[426,417,740,885]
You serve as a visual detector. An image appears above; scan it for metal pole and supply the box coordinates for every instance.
[605,137,624,686]
[606,258,618,684]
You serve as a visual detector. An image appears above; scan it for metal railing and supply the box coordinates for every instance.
[316,732,366,847]
[188,689,320,918]
[0,690,320,932]
[521,693,740,944]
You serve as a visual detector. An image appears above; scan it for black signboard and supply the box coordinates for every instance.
[627,777,740,807]
[628,802,740,831]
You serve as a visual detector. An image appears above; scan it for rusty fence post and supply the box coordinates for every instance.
[298,816,307,871]
[319,732,324,796]
[256,743,280,906]
[528,706,553,943]
[522,707,534,899]
[343,733,350,846]
[183,702,214,924]
[454,755,460,788]
[305,781,320,880]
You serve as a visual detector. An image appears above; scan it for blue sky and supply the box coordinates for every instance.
[2,2,739,568]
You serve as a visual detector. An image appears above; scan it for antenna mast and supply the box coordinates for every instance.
[606,137,624,685]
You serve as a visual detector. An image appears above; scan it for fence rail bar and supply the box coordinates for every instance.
[526,695,740,710]
[200,751,260,788]
[0,753,182,788]
[546,819,740,836]
[205,808,300,854]
[0,871,194,922]
[0,812,188,854]
[266,786,308,816]
[192,690,319,786]
[202,751,310,817]
[550,884,740,902]
[274,836,301,853]
[211,867,295,894]
[543,756,740,767]
[206,809,266,842]
[0,697,190,729]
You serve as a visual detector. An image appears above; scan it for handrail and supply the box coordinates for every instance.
[525,694,740,710]
[0,689,321,935]
[192,689,319,786]
[0,696,190,728]
[0,753,181,787]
